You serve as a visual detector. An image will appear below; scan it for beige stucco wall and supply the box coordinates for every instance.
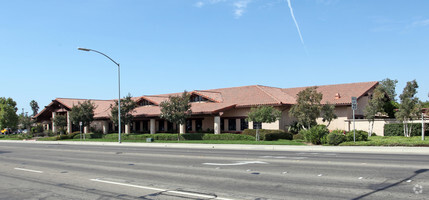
[90,121,105,132]
[222,108,250,117]
[202,117,214,131]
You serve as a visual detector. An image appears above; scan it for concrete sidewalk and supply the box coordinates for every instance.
[2,140,429,155]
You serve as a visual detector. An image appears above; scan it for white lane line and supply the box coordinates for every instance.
[203,161,268,166]
[14,168,43,173]
[90,178,234,200]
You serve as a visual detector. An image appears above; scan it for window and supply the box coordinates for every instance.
[253,122,262,129]
[167,121,174,132]
[158,120,165,132]
[221,118,224,131]
[142,120,149,132]
[196,119,202,132]
[190,95,208,102]
[228,119,236,131]
[139,100,153,106]
[240,118,248,130]
[186,120,192,131]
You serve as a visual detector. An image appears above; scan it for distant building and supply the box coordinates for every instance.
[34,81,379,135]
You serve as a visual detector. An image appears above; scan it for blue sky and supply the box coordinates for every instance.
[1,0,428,114]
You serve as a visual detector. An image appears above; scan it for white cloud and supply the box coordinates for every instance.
[194,1,204,8]
[412,19,429,27]
[233,0,251,18]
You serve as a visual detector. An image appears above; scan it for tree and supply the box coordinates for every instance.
[53,115,67,135]
[247,105,281,141]
[110,94,137,133]
[160,91,192,141]
[70,100,96,133]
[0,97,19,130]
[364,86,387,136]
[289,87,323,129]
[0,104,19,130]
[379,78,398,101]
[18,113,32,130]
[30,100,39,116]
[395,80,421,137]
[321,103,337,127]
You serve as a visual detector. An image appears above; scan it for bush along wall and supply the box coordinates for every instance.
[384,123,429,137]
[242,129,293,141]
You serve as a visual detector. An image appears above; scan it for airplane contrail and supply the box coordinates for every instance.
[286,0,305,46]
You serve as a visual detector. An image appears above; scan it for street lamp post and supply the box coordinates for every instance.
[78,48,122,143]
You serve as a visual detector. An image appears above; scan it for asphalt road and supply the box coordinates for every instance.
[0,142,427,200]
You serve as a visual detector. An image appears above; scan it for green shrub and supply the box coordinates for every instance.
[327,132,346,145]
[242,129,292,141]
[31,124,44,133]
[203,134,255,141]
[89,132,103,139]
[287,121,303,134]
[104,133,119,139]
[293,133,304,140]
[345,130,368,142]
[384,123,428,137]
[182,133,204,140]
[152,134,184,141]
[300,125,329,145]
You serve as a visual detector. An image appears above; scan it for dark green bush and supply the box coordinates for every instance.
[89,132,103,139]
[300,125,329,145]
[345,130,368,142]
[293,133,304,140]
[384,123,428,137]
[203,134,255,141]
[31,124,44,133]
[152,134,184,141]
[327,132,346,145]
[182,133,204,140]
[242,129,292,141]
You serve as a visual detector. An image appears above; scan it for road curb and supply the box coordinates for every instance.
[1,140,429,155]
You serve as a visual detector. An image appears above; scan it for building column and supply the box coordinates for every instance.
[179,124,186,134]
[214,116,221,134]
[249,121,254,129]
[52,112,57,133]
[67,111,72,134]
[236,118,241,131]
[132,122,136,132]
[224,119,229,131]
[84,126,89,134]
[150,119,156,134]
[125,123,131,134]
[103,121,109,134]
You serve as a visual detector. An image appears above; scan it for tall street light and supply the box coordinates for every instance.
[78,48,122,143]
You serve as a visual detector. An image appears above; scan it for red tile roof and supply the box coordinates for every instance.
[35,81,378,120]
[282,81,378,105]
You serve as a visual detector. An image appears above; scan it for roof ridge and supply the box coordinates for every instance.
[283,81,379,90]
[56,97,114,102]
[255,85,282,104]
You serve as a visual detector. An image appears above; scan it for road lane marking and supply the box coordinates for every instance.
[203,161,268,166]
[14,168,43,173]
[90,178,234,200]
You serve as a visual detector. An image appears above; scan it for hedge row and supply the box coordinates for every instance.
[384,123,428,137]
[300,126,369,145]
[102,133,255,141]
[242,129,293,141]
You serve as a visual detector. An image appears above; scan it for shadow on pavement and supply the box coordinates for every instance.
[352,169,428,200]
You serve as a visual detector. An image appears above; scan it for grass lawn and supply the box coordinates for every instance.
[340,136,429,146]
